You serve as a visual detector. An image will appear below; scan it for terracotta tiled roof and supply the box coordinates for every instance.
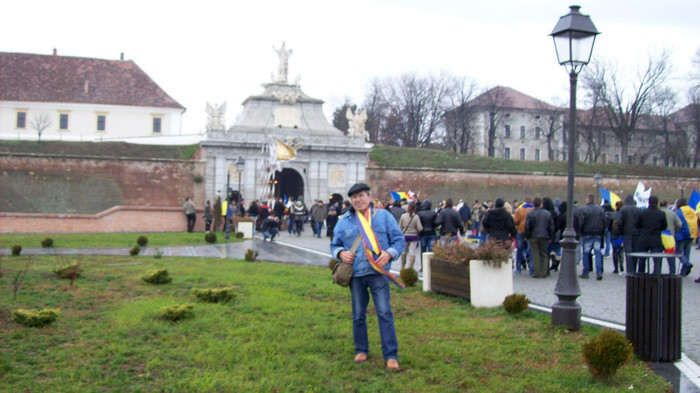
[471,86,560,111]
[0,51,184,109]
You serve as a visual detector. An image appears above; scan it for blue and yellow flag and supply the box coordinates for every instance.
[600,187,622,207]
[688,189,700,213]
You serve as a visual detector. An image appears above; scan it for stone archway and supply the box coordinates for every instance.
[274,168,304,201]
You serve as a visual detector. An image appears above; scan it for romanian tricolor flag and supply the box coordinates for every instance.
[355,208,404,289]
[600,187,622,207]
[688,189,700,213]
[661,230,676,253]
[390,191,409,201]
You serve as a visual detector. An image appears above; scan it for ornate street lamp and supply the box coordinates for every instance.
[593,173,604,203]
[235,156,245,201]
[550,5,600,330]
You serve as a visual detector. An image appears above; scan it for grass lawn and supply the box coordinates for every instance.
[0,254,671,392]
[0,232,241,249]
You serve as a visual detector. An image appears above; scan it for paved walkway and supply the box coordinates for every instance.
[6,230,700,392]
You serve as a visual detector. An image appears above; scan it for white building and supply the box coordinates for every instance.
[0,50,186,143]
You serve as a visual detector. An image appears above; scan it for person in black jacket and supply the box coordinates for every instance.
[435,199,464,242]
[417,199,438,253]
[615,194,642,273]
[550,201,568,271]
[576,194,608,280]
[636,196,667,274]
[480,198,517,247]
[524,197,554,278]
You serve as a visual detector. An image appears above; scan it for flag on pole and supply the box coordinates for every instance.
[390,191,410,201]
[688,189,700,213]
[634,182,652,208]
[600,187,622,207]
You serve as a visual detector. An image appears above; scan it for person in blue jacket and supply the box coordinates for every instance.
[330,183,405,371]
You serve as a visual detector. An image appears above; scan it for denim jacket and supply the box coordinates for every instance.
[330,205,406,278]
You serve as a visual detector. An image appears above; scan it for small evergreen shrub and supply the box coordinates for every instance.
[141,268,172,284]
[137,236,149,247]
[205,231,217,244]
[158,303,194,322]
[129,245,140,256]
[245,249,259,262]
[582,328,633,378]
[400,268,419,287]
[191,287,237,303]
[235,232,244,239]
[154,248,164,259]
[11,244,22,256]
[41,237,54,248]
[53,261,82,278]
[12,308,60,327]
[503,293,530,314]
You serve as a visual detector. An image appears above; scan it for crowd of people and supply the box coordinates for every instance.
[183,189,700,283]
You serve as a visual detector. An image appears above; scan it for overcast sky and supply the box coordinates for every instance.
[2,0,698,134]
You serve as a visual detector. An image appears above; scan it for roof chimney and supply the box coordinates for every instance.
[120,52,124,61]
[84,80,90,95]
[53,48,57,56]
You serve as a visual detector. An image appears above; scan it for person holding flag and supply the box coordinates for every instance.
[331,183,406,371]
[674,198,697,277]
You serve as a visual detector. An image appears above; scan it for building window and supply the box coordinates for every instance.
[640,156,645,165]
[504,125,511,139]
[520,148,526,160]
[627,155,634,164]
[640,135,645,147]
[504,147,511,159]
[562,152,567,161]
[152,117,162,133]
[575,152,580,161]
[59,113,69,130]
[563,126,567,143]
[601,153,607,164]
[535,127,541,139]
[16,111,26,128]
[602,133,607,145]
[535,149,540,161]
[653,156,658,166]
[615,154,620,164]
[96,115,106,131]
[520,126,526,139]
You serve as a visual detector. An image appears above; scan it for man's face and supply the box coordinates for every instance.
[350,191,371,212]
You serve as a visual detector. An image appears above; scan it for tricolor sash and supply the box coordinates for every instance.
[355,208,404,289]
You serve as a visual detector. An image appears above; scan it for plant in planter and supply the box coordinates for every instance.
[431,239,513,306]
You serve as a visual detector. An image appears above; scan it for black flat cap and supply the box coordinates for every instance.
[348,183,370,197]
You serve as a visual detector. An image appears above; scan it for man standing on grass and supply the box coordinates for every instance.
[183,197,196,232]
[331,183,405,371]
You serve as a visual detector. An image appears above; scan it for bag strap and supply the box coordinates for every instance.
[349,234,362,253]
[402,215,415,234]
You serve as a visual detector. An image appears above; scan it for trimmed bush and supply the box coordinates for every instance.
[158,304,194,322]
[129,245,140,256]
[245,249,258,262]
[205,231,217,244]
[400,268,419,287]
[41,237,54,248]
[137,236,149,247]
[12,308,60,327]
[235,232,244,239]
[503,293,530,314]
[11,244,22,256]
[191,287,237,303]
[582,328,633,378]
[141,268,172,284]
[53,261,83,278]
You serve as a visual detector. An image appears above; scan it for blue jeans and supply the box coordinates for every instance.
[350,274,398,361]
[604,229,612,256]
[315,221,323,238]
[287,217,295,234]
[677,238,693,275]
[263,228,278,241]
[515,233,532,273]
[420,234,437,253]
[581,236,603,276]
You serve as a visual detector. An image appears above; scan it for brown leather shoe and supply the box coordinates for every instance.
[386,358,400,371]
[354,353,367,363]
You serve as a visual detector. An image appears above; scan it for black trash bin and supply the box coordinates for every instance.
[626,273,681,362]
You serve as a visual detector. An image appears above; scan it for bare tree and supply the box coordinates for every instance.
[29,112,52,143]
[533,101,565,161]
[331,98,356,136]
[442,77,479,153]
[478,86,513,157]
[649,86,680,166]
[11,257,32,300]
[685,89,700,167]
[582,49,672,162]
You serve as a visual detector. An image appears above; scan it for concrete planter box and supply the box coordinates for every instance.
[469,259,513,308]
[236,221,254,239]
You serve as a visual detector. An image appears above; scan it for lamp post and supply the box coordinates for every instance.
[593,173,603,204]
[550,5,599,330]
[235,156,245,202]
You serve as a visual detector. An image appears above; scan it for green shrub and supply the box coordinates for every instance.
[11,244,22,256]
[400,268,419,287]
[235,232,244,239]
[582,328,633,378]
[141,268,172,284]
[12,308,60,327]
[137,236,149,247]
[205,231,217,244]
[191,287,237,303]
[41,237,54,248]
[53,261,82,278]
[153,248,164,259]
[129,245,140,256]
[158,304,194,322]
[503,293,530,314]
[245,249,259,262]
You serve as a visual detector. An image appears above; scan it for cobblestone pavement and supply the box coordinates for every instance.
[5,229,700,391]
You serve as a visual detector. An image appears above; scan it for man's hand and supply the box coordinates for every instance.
[375,250,391,267]
[339,251,355,264]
